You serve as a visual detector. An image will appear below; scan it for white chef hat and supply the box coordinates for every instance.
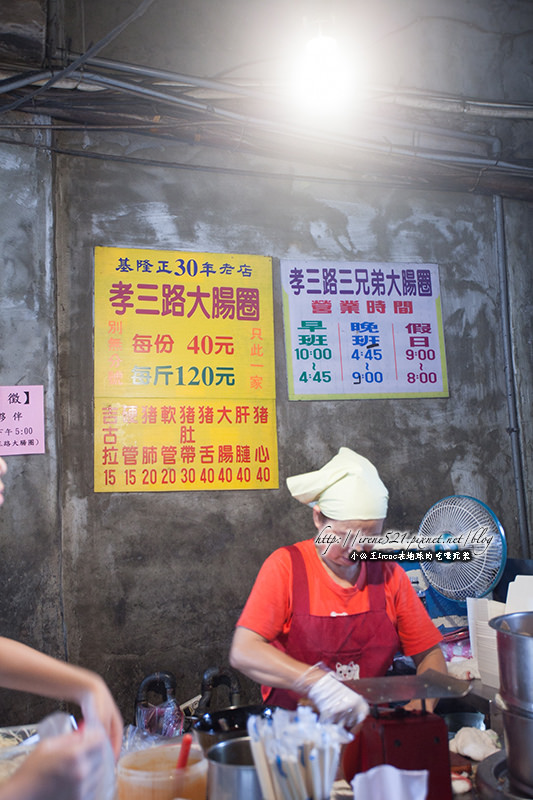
[286,447,388,520]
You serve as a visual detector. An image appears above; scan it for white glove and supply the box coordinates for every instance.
[308,672,369,728]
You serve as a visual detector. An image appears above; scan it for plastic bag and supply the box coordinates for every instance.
[135,671,184,737]
[121,724,194,756]
[40,712,116,800]
[136,697,184,737]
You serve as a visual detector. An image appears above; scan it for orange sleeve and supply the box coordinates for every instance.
[385,564,443,656]
[236,548,293,641]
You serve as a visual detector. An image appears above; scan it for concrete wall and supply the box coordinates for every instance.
[0,0,532,726]
[2,126,532,718]
[0,120,66,722]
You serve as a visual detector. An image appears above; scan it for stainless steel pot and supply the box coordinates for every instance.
[193,704,268,752]
[207,736,262,800]
[490,612,533,715]
[495,695,533,798]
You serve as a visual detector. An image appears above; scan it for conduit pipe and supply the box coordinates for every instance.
[0,0,155,114]
[72,55,504,160]
[0,59,522,171]
[494,195,530,557]
[66,54,275,100]
[0,57,508,166]
[72,56,533,121]
[37,68,533,182]
[0,71,55,93]
[375,91,533,120]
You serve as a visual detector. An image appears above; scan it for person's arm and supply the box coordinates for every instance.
[412,642,447,676]
[230,626,326,689]
[0,637,123,758]
[230,626,369,728]
[0,727,110,800]
[404,643,447,712]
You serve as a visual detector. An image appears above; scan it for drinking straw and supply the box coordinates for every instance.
[249,708,353,800]
[319,729,337,799]
[320,738,329,800]
[309,748,322,800]
[274,754,298,800]
[326,742,340,795]
[299,743,314,799]
[247,715,278,800]
[176,733,192,770]
[285,754,309,800]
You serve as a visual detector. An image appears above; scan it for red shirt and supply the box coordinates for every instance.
[237,539,442,658]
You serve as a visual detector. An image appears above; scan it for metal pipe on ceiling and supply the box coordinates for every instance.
[0,55,519,169]
[69,54,503,159]
[0,62,503,162]
[0,0,156,114]
[71,54,533,120]
[0,71,54,93]
[494,195,531,557]
[64,53,275,100]
[50,68,533,181]
[376,90,533,120]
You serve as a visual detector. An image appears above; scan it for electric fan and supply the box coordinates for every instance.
[418,495,507,603]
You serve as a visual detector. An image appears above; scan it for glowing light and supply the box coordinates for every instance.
[287,33,366,116]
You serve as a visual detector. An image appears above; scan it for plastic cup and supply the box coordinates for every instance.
[116,740,207,800]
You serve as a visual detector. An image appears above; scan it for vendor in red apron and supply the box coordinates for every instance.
[229,447,446,728]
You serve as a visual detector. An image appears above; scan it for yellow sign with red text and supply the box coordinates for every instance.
[94,247,278,492]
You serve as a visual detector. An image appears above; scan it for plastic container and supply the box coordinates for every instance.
[116,739,207,800]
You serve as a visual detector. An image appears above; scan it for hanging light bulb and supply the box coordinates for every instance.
[287,27,365,117]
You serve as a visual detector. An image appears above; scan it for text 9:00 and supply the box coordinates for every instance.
[352,371,383,384]
[406,349,436,360]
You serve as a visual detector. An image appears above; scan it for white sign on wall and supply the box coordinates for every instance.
[281,259,448,400]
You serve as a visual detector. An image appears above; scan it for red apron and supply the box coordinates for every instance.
[265,545,401,709]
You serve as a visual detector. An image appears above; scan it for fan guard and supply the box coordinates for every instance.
[418,495,506,602]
